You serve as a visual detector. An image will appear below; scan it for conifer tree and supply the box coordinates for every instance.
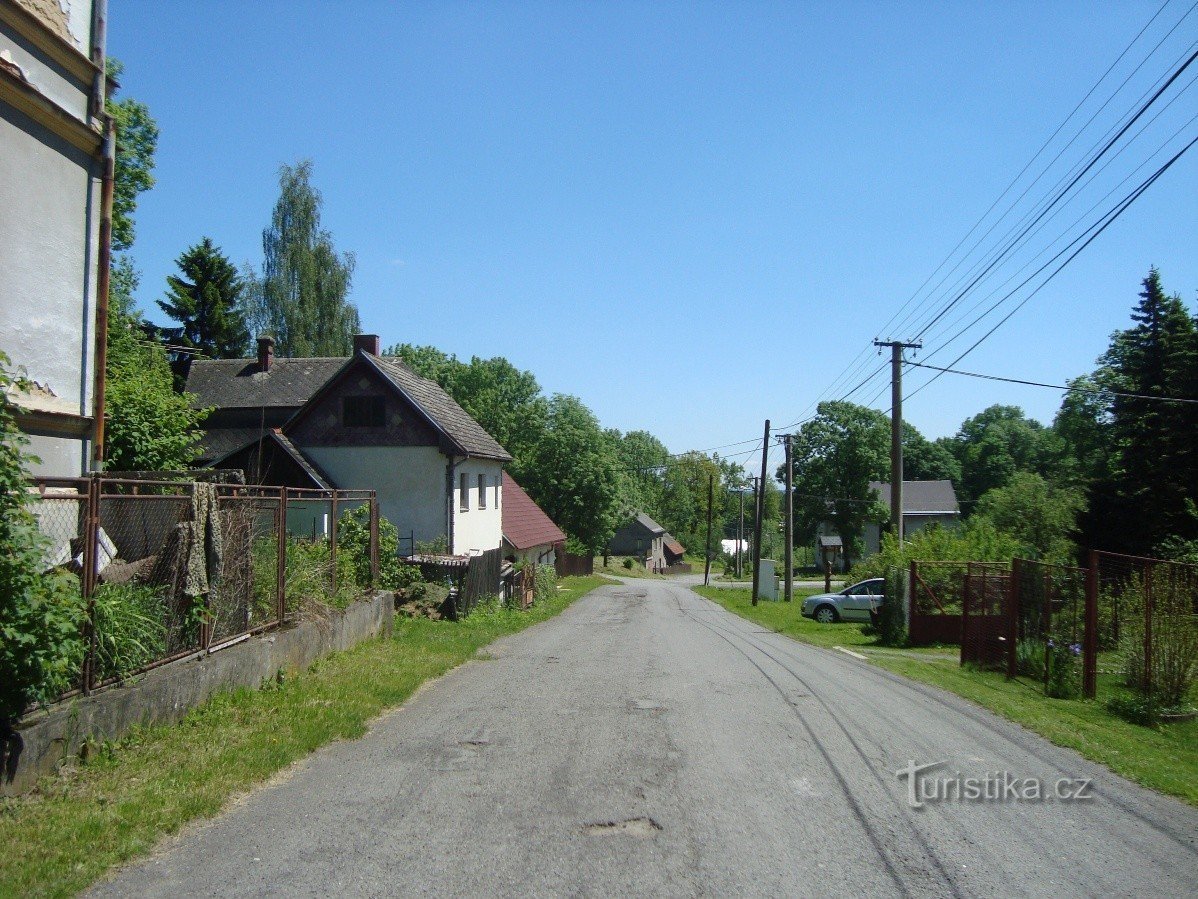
[157,238,250,360]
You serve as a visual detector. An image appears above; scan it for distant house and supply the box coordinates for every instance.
[663,534,686,566]
[863,480,960,556]
[501,472,565,566]
[608,511,667,572]
[2,0,108,476]
[186,334,512,556]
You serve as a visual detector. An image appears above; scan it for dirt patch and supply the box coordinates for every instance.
[582,817,662,836]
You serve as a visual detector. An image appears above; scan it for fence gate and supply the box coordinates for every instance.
[960,563,1012,669]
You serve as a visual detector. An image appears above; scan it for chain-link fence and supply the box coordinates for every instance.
[25,475,378,702]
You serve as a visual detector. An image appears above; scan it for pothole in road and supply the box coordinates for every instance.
[582,817,662,837]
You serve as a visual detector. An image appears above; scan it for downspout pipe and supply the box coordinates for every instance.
[446,455,459,554]
[91,115,114,470]
[89,0,107,118]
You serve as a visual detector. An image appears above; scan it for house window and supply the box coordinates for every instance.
[478,474,487,509]
[343,395,385,428]
[460,472,469,512]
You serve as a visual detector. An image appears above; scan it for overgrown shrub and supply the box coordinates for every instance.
[623,557,635,570]
[1015,638,1045,679]
[876,567,906,646]
[1117,568,1198,711]
[533,565,556,603]
[850,520,1021,584]
[0,352,87,726]
[1045,639,1081,699]
[335,506,423,592]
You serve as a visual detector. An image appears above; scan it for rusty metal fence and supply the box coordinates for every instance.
[1090,550,1198,710]
[26,474,378,702]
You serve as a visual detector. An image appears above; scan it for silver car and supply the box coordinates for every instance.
[801,578,885,623]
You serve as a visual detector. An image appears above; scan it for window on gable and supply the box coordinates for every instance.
[478,474,487,509]
[343,395,385,428]
[460,472,469,512]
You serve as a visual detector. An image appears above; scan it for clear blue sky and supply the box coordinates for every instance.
[111,1,1197,472]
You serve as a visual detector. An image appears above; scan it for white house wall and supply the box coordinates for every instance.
[299,445,450,547]
[1,6,101,477]
[452,457,503,555]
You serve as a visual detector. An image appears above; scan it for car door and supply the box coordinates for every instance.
[839,582,872,621]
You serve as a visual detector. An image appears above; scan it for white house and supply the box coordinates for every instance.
[862,480,960,556]
[187,335,510,556]
[1,0,108,476]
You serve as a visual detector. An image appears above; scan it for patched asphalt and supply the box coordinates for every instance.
[91,578,1198,897]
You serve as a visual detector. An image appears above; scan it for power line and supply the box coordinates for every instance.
[906,360,1198,404]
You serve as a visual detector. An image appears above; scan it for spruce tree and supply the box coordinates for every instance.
[157,237,250,360]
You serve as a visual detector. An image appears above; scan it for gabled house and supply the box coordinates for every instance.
[186,334,512,556]
[663,534,686,567]
[2,0,109,476]
[608,511,667,572]
[501,472,565,566]
[863,479,960,556]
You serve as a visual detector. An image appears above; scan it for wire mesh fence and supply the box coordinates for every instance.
[1091,550,1198,712]
[25,475,379,703]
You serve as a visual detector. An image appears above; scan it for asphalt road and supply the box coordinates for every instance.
[92,578,1198,898]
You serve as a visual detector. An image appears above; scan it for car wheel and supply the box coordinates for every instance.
[813,605,838,624]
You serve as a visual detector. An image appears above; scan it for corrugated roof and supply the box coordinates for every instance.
[501,472,566,551]
[869,480,959,514]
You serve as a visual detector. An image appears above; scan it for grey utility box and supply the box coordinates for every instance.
[758,559,779,600]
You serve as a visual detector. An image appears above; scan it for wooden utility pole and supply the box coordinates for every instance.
[751,419,770,606]
[783,433,793,603]
[703,473,714,587]
[873,340,921,541]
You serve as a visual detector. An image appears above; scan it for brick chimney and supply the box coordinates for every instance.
[353,334,380,355]
[257,336,275,372]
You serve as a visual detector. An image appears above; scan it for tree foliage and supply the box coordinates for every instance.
[972,472,1084,564]
[247,160,360,357]
[105,266,209,471]
[105,59,158,254]
[157,237,250,361]
[521,395,621,554]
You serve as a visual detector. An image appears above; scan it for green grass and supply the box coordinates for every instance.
[697,586,1198,806]
[593,556,663,579]
[0,576,608,898]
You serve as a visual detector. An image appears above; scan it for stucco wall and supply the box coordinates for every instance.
[452,457,503,555]
[299,445,449,546]
[1,12,100,477]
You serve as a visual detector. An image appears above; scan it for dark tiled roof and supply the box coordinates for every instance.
[817,535,844,548]
[185,358,348,410]
[196,427,262,464]
[185,352,511,463]
[634,511,666,535]
[501,472,566,551]
[869,480,960,515]
[370,356,511,461]
[266,429,332,489]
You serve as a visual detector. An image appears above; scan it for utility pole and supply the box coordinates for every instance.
[736,488,745,578]
[873,339,921,542]
[751,419,770,606]
[783,433,793,603]
[703,472,714,587]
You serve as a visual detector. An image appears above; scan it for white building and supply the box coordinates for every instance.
[1,0,109,476]
[187,335,510,556]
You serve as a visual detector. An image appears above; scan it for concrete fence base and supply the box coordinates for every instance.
[3,591,394,797]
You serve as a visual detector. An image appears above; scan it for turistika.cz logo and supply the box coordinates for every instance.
[895,760,1094,809]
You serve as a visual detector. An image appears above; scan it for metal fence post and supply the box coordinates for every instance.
[276,487,288,622]
[1143,562,1154,699]
[369,493,379,587]
[1083,550,1098,699]
[80,474,100,694]
[1006,558,1021,679]
[329,492,339,597]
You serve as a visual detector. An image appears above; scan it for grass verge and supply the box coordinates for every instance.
[696,586,1198,806]
[0,575,608,898]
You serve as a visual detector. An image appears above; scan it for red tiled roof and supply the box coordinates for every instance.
[502,472,566,551]
[664,536,686,557]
